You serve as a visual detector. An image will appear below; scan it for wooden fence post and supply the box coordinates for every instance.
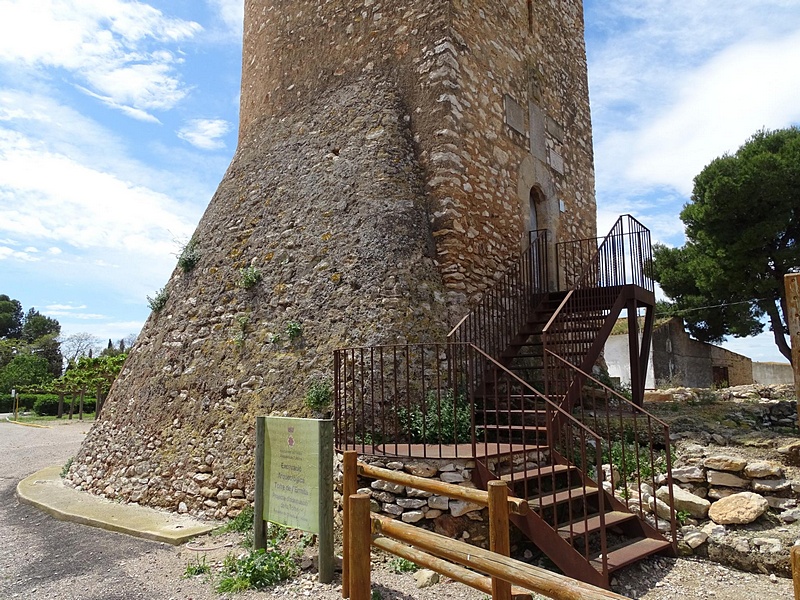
[342,451,358,599]
[793,545,800,600]
[488,480,511,600]
[349,493,371,600]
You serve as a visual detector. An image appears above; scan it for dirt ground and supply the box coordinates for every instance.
[0,414,796,600]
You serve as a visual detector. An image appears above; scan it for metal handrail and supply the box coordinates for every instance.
[542,215,654,406]
[545,350,677,544]
[447,229,550,359]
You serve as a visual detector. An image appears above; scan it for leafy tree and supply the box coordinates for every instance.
[21,308,61,342]
[0,352,52,394]
[0,295,23,339]
[653,127,800,363]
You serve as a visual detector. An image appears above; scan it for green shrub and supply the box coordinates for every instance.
[178,237,201,273]
[217,505,254,534]
[239,266,263,289]
[389,557,418,573]
[304,379,332,411]
[397,389,475,444]
[147,288,169,312]
[216,548,297,592]
[602,439,673,484]
[33,394,96,416]
[0,392,38,412]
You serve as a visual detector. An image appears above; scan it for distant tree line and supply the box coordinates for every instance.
[0,294,136,410]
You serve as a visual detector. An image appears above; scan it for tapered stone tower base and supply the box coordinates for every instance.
[69,79,450,516]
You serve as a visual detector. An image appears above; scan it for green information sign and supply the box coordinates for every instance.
[254,416,334,583]
[263,416,327,532]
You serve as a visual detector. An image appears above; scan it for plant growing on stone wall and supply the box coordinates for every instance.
[285,321,302,341]
[147,287,169,312]
[177,236,201,273]
[304,378,332,411]
[239,266,263,290]
[60,456,73,478]
[233,315,249,347]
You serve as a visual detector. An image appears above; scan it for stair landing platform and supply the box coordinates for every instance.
[339,443,542,460]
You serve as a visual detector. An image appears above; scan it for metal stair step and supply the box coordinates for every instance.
[557,510,637,539]
[590,538,673,572]
[590,537,673,572]
[528,485,598,509]
[500,463,574,483]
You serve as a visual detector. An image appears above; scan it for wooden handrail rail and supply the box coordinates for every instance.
[371,513,628,600]
[344,450,627,600]
[358,462,529,516]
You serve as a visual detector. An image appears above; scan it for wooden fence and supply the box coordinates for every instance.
[341,451,627,600]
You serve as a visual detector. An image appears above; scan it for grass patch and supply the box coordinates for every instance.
[216,505,254,535]
[216,548,297,593]
[183,555,211,579]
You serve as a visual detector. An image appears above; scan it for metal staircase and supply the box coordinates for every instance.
[334,215,677,589]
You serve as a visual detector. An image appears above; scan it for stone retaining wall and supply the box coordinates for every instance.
[334,455,491,546]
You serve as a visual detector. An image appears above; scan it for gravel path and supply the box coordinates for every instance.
[0,419,795,599]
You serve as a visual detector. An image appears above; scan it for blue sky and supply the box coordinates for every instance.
[0,1,798,363]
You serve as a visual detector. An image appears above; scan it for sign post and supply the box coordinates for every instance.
[786,274,800,427]
[255,416,334,583]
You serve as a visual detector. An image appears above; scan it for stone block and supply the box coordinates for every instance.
[404,462,438,478]
[440,472,465,484]
[672,465,706,483]
[396,498,427,509]
[744,461,783,479]
[450,500,483,517]
[708,492,769,525]
[657,485,710,519]
[401,511,425,523]
[504,94,525,134]
[703,455,747,472]
[706,470,749,488]
[428,495,450,510]
[752,479,790,494]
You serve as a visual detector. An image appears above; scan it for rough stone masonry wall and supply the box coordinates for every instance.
[70,0,599,516]
[433,0,596,303]
[68,79,450,517]
[240,0,597,310]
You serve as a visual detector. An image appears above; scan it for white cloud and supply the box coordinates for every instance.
[178,118,232,150]
[207,0,244,38]
[0,132,196,255]
[46,304,87,311]
[0,0,202,118]
[0,245,40,261]
[608,30,800,196]
[587,2,800,229]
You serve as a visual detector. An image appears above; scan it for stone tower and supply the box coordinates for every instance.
[69,0,597,517]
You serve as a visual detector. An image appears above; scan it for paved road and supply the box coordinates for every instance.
[0,420,217,600]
